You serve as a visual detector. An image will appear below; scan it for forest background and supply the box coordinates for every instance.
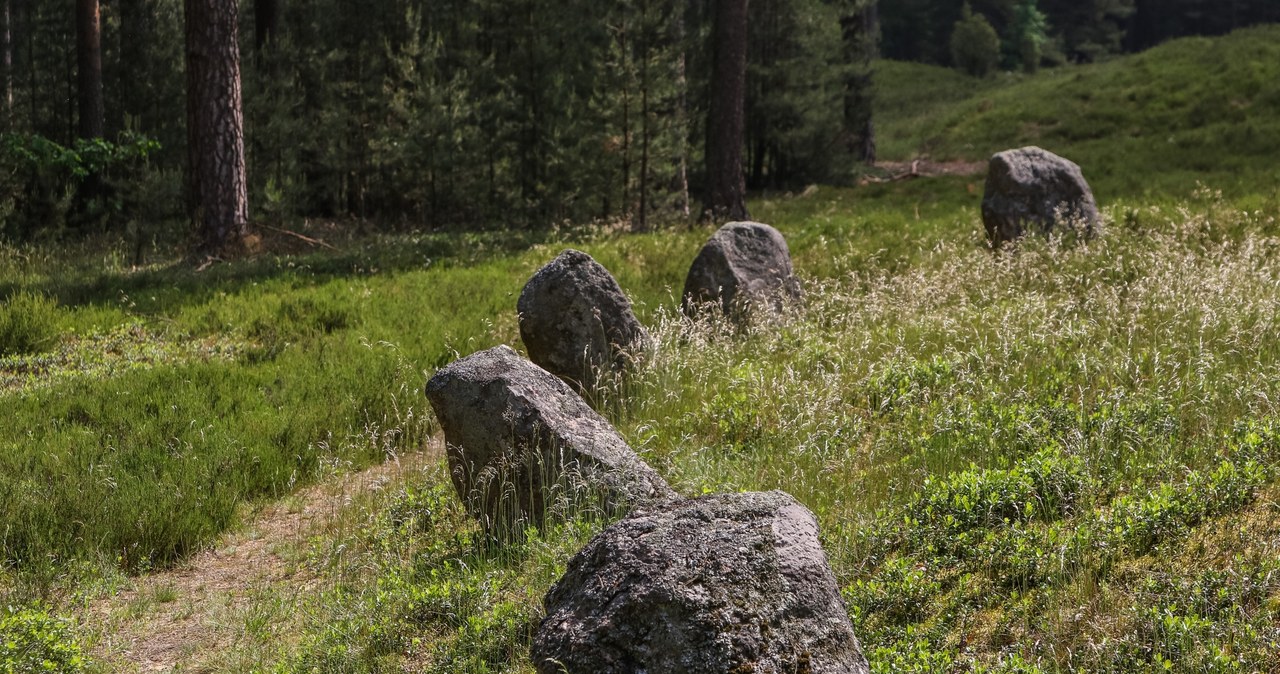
[3,0,1279,244]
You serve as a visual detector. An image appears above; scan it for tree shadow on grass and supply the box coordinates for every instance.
[1,227,556,317]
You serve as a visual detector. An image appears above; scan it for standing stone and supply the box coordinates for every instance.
[981,146,1100,248]
[425,345,675,537]
[533,490,869,674]
[682,222,803,320]
[518,249,649,393]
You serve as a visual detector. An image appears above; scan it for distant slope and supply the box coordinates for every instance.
[875,25,1280,200]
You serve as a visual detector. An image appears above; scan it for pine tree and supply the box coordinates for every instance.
[1011,0,1048,72]
[75,0,103,139]
[184,0,249,257]
[254,0,279,52]
[842,0,878,164]
[1040,0,1134,61]
[951,3,1001,77]
[2,0,11,128]
[705,0,750,220]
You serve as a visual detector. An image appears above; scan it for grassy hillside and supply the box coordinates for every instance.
[1,26,1280,674]
[876,25,1280,203]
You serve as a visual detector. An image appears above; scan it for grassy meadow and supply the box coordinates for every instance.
[875,24,1280,204]
[4,27,1280,674]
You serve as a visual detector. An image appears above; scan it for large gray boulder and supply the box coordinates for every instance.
[682,222,803,320]
[424,345,675,536]
[532,490,869,674]
[981,146,1100,248]
[518,249,648,393]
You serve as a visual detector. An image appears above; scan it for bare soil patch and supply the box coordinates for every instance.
[871,159,987,181]
[86,441,442,672]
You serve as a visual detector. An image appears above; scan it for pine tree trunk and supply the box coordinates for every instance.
[116,0,151,129]
[76,0,104,139]
[673,5,691,220]
[620,20,631,221]
[25,0,33,128]
[185,0,249,257]
[705,0,750,221]
[636,0,651,233]
[2,0,11,128]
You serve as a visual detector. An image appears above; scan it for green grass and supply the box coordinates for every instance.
[234,191,1280,674]
[875,25,1280,203]
[3,24,1280,674]
[0,290,62,357]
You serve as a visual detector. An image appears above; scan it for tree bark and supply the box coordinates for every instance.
[117,0,148,128]
[705,0,750,221]
[2,0,11,127]
[185,0,249,257]
[673,2,690,219]
[24,0,33,128]
[637,0,651,233]
[76,0,104,139]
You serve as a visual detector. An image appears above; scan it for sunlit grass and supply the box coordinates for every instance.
[5,176,1280,672]
[876,26,1280,202]
[146,188,1280,673]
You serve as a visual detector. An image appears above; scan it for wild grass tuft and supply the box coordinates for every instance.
[0,290,61,356]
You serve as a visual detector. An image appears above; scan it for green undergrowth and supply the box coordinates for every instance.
[0,178,980,585]
[4,183,1280,671]
[0,290,61,357]
[0,605,87,673]
[131,188,1279,673]
[876,25,1280,202]
[3,27,1280,671]
[616,192,1280,672]
[281,479,594,674]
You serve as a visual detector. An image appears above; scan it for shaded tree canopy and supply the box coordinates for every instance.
[0,0,1274,241]
[884,0,1278,66]
[3,0,880,239]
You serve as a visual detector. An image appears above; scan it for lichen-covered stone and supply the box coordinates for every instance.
[981,146,1099,248]
[682,222,803,320]
[518,249,648,393]
[533,490,868,674]
[425,345,675,536]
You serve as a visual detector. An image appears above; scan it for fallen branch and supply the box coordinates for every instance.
[258,224,339,251]
[861,159,925,185]
[889,159,923,182]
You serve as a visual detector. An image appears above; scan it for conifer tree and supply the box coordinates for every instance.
[951,3,1001,77]
[184,0,249,257]
[842,0,879,164]
[2,0,11,128]
[1011,0,1048,72]
[706,0,750,220]
[75,0,103,139]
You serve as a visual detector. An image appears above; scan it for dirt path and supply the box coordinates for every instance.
[873,159,986,180]
[87,441,443,672]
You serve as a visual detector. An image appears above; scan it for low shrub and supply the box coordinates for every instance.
[845,556,942,626]
[1106,459,1268,555]
[0,606,87,673]
[910,447,1089,538]
[0,132,162,238]
[0,291,61,357]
